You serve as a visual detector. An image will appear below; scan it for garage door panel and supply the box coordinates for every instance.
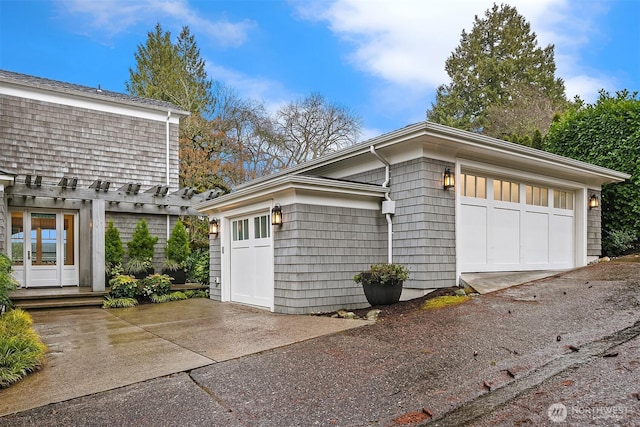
[230,246,254,302]
[491,208,520,265]
[459,172,575,273]
[550,214,574,267]
[460,204,488,267]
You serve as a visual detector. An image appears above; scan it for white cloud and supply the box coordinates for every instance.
[205,62,293,114]
[59,0,255,46]
[293,0,614,103]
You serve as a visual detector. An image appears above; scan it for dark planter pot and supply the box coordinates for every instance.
[133,267,154,281]
[361,277,403,306]
[162,268,186,285]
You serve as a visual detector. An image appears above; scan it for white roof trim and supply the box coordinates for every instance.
[196,175,387,212]
[0,173,15,186]
[425,122,630,182]
[234,121,629,190]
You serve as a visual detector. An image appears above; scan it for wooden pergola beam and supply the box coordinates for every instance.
[6,184,204,216]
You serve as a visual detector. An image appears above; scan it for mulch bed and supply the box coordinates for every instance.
[326,287,458,321]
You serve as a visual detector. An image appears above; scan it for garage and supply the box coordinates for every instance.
[229,212,274,309]
[458,171,575,272]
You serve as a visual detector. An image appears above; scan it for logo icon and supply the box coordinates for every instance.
[548,403,568,423]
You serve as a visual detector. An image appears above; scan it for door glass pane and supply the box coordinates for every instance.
[262,215,269,238]
[511,183,520,203]
[31,213,57,265]
[477,177,486,198]
[11,212,24,266]
[64,214,75,265]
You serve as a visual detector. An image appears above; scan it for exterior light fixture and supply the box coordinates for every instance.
[209,218,219,236]
[443,168,455,190]
[589,194,600,209]
[271,203,283,226]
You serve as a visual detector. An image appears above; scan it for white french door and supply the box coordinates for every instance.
[9,210,79,287]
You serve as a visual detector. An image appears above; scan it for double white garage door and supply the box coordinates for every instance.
[229,212,274,309]
[459,172,575,272]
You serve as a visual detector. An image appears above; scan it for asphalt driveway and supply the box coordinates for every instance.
[1,257,639,426]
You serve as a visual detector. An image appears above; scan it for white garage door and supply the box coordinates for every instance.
[459,172,575,272]
[230,213,273,309]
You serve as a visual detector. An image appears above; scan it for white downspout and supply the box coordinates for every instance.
[369,146,394,264]
[166,111,171,240]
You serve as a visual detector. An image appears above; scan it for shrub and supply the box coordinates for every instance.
[353,263,410,286]
[109,275,139,299]
[184,289,209,299]
[603,229,637,257]
[105,220,124,273]
[124,257,153,275]
[102,296,138,309]
[150,291,188,303]
[139,274,173,299]
[127,219,158,261]
[166,221,190,266]
[0,309,47,388]
[0,254,19,314]
[185,249,209,285]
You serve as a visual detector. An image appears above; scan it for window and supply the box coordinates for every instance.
[10,212,24,266]
[553,190,574,210]
[254,215,270,239]
[460,173,486,198]
[526,185,549,206]
[493,179,520,203]
[232,219,249,241]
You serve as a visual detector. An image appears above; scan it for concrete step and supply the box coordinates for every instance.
[15,297,105,310]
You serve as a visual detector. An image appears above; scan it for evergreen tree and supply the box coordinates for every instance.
[105,220,124,268]
[126,23,213,116]
[427,4,566,137]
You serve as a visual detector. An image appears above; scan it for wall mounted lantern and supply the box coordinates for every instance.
[271,203,283,226]
[209,218,219,236]
[443,168,455,190]
[589,194,600,209]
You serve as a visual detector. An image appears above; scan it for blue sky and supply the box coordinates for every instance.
[1,0,638,139]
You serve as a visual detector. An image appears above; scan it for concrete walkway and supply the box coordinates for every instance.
[460,270,565,294]
[0,299,370,416]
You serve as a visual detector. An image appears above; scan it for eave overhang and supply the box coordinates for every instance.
[195,175,388,214]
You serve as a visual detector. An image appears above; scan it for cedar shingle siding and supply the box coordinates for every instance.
[0,94,178,189]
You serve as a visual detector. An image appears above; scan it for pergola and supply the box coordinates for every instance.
[5,175,221,291]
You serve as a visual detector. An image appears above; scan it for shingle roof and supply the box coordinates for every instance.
[0,69,190,116]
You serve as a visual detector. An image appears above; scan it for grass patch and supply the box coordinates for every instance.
[150,291,188,304]
[0,309,47,388]
[102,296,138,309]
[421,295,471,310]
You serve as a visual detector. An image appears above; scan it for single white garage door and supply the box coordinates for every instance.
[230,212,273,309]
[459,172,575,272]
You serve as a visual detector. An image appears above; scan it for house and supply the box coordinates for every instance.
[0,69,202,292]
[196,121,630,314]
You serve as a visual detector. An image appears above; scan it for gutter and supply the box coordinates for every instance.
[369,146,395,264]
[166,111,171,240]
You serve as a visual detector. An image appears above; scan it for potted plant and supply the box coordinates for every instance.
[105,220,125,284]
[162,220,190,284]
[353,263,410,306]
[125,218,158,280]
